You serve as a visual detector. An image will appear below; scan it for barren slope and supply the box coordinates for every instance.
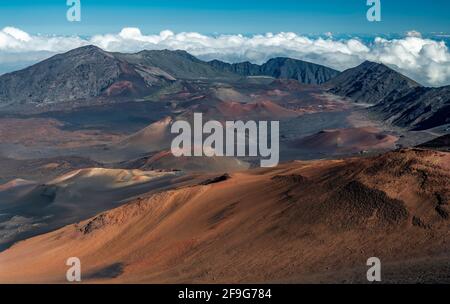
[0,149,448,283]
[0,168,187,251]
[289,127,398,154]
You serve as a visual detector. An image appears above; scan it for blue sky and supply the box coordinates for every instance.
[0,0,449,35]
[1,0,450,86]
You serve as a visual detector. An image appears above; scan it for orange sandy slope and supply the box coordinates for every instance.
[0,149,448,283]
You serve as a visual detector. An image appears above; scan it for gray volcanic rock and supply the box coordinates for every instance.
[208,57,340,84]
[0,47,235,107]
[327,61,421,104]
[327,61,450,130]
[0,46,340,107]
[208,60,262,76]
[372,85,450,130]
[0,45,172,106]
[115,50,236,80]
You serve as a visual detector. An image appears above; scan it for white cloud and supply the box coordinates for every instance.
[406,30,422,38]
[1,26,450,87]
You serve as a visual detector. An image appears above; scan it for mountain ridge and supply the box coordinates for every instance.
[327,60,450,130]
[208,57,340,84]
[371,85,450,130]
[327,60,421,104]
[0,46,339,107]
[1,48,449,131]
[0,45,167,105]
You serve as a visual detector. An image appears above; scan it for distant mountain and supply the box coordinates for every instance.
[327,61,450,130]
[114,49,236,80]
[208,57,340,84]
[208,60,261,76]
[2,45,447,131]
[0,46,164,105]
[0,46,234,106]
[327,61,420,104]
[0,46,339,107]
[372,85,450,130]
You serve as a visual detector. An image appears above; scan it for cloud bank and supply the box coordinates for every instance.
[1,26,450,87]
